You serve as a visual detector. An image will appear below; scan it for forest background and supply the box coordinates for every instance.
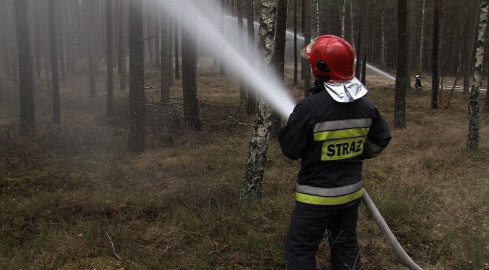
[1,0,489,269]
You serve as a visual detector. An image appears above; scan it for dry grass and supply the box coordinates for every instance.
[0,61,488,269]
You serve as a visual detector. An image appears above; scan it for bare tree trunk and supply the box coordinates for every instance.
[237,0,246,108]
[182,14,200,131]
[380,7,385,67]
[174,17,180,80]
[240,0,276,202]
[219,0,226,75]
[57,0,66,82]
[119,0,128,91]
[464,2,479,94]
[468,0,489,151]
[160,4,170,103]
[49,0,61,124]
[340,0,346,38]
[417,0,426,72]
[246,0,256,115]
[13,0,35,137]
[315,0,320,36]
[302,0,312,96]
[359,0,368,85]
[293,0,298,86]
[431,0,441,109]
[106,0,114,117]
[394,0,409,129]
[270,0,288,136]
[128,0,146,153]
[88,0,97,97]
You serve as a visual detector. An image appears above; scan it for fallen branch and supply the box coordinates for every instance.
[105,231,121,260]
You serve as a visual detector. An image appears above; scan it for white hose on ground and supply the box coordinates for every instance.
[362,189,423,270]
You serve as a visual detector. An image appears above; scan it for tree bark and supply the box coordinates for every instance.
[431,0,441,109]
[240,0,276,202]
[302,0,312,96]
[106,0,114,117]
[417,0,426,72]
[270,0,288,137]
[174,17,180,80]
[128,0,146,153]
[13,0,35,137]
[467,0,489,152]
[246,0,256,115]
[181,13,201,131]
[88,0,97,97]
[119,0,128,91]
[48,0,61,124]
[394,0,409,129]
[293,0,298,86]
[160,4,170,103]
[237,0,246,108]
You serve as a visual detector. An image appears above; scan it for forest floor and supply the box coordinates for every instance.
[1,59,489,270]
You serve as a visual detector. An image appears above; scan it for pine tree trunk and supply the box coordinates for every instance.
[467,0,489,151]
[340,0,346,38]
[240,0,276,202]
[119,0,128,91]
[128,0,146,153]
[88,0,97,97]
[106,0,114,117]
[219,0,226,75]
[302,0,312,96]
[270,0,288,137]
[13,0,35,137]
[394,0,408,129]
[293,0,298,86]
[237,0,246,108]
[160,4,170,103]
[417,0,426,72]
[181,14,200,131]
[431,0,441,109]
[246,0,256,115]
[48,0,61,124]
[174,17,180,80]
[57,0,66,82]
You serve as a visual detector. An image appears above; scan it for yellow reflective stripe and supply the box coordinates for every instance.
[314,128,370,141]
[296,188,364,205]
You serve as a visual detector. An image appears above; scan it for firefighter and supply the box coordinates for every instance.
[278,35,392,270]
[415,74,422,90]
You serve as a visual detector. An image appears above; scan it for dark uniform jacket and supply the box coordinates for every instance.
[278,88,391,205]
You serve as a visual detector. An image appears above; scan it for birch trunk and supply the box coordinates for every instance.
[240,0,276,202]
[467,0,489,151]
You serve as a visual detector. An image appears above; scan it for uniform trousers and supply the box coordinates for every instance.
[285,200,362,270]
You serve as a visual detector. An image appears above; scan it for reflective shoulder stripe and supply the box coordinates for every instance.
[313,118,372,133]
[365,140,386,157]
[296,188,364,205]
[296,181,363,197]
[314,127,369,141]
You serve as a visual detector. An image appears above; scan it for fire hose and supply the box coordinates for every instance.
[362,189,423,270]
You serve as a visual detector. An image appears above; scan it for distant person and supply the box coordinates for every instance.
[415,74,422,90]
[278,35,392,270]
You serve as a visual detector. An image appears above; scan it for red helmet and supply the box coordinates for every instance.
[301,35,355,82]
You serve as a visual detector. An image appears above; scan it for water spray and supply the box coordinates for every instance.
[160,1,421,268]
